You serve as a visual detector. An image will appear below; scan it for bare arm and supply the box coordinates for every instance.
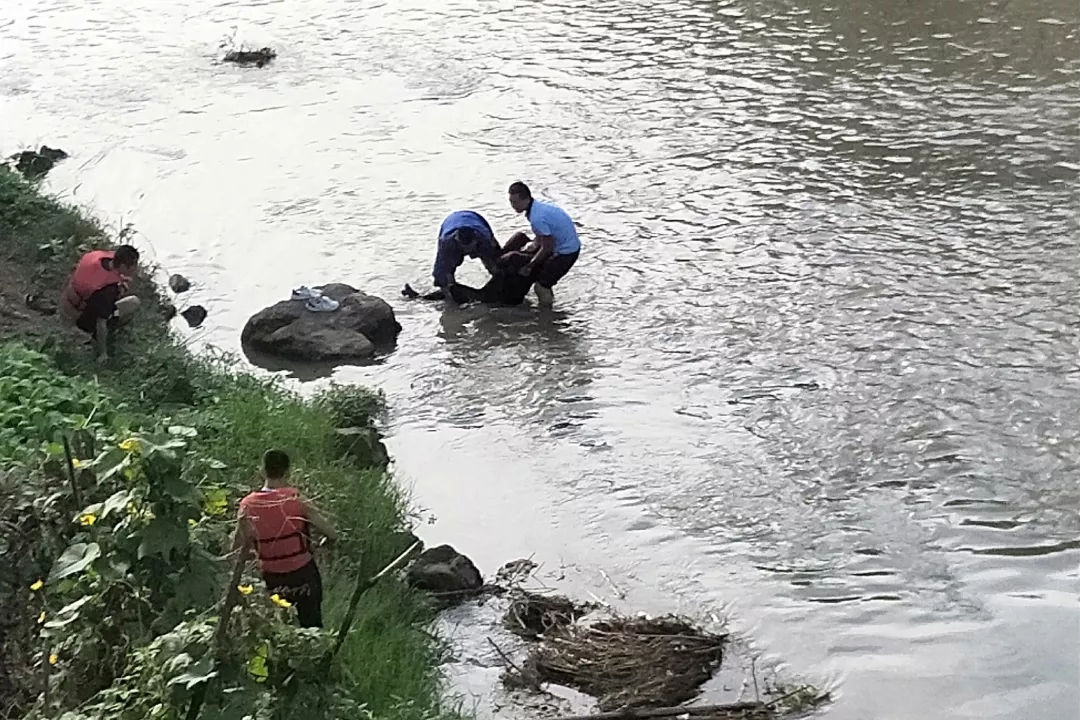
[302,498,338,542]
[523,234,555,274]
[231,509,253,554]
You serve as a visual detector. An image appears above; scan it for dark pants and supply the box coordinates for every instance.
[263,559,323,628]
[450,252,535,306]
[413,251,536,306]
[534,251,579,289]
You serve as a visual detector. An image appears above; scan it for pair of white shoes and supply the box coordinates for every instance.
[291,286,339,313]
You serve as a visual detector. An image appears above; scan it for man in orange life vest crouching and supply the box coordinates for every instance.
[233,450,337,628]
[59,244,141,361]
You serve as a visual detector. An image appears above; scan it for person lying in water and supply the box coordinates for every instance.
[402,249,538,306]
[429,210,503,303]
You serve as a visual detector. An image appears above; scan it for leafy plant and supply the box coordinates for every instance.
[0,164,451,717]
[0,341,448,720]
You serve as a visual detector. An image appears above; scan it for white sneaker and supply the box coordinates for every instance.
[305,296,340,313]
[535,285,554,307]
[291,286,322,301]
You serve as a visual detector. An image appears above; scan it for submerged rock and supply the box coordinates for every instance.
[160,298,178,321]
[406,544,483,595]
[241,284,400,362]
[223,47,276,68]
[168,274,191,294]
[12,146,68,180]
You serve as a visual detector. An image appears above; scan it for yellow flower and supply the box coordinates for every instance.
[38,611,46,624]
[78,513,97,527]
[269,594,292,609]
[203,489,228,517]
[72,458,88,469]
[48,653,58,665]
[29,579,43,592]
[237,584,253,596]
[119,438,140,454]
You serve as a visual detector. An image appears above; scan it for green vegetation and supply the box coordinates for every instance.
[0,166,449,720]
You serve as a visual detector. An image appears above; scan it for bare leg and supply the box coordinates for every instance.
[534,285,554,307]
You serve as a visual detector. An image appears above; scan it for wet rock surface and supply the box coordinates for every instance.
[223,47,276,67]
[241,284,400,362]
[168,274,191,294]
[180,305,207,328]
[11,146,68,180]
[407,544,484,595]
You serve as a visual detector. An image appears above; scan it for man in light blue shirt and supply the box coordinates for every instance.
[502,181,580,307]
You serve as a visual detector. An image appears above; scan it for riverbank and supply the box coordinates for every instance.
[0,165,449,719]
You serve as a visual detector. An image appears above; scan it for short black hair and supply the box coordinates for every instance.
[114,244,139,267]
[508,181,531,199]
[263,449,291,479]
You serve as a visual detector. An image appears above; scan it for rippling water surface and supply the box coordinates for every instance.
[2,0,1078,717]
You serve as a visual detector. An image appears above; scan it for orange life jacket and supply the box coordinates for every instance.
[239,487,313,575]
[61,250,125,315]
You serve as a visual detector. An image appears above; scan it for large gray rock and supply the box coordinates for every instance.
[407,544,483,594]
[241,284,401,362]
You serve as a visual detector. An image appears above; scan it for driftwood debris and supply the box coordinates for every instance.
[550,702,773,720]
[504,591,593,639]
[545,685,831,720]
[552,703,773,720]
[526,615,727,710]
[222,47,276,67]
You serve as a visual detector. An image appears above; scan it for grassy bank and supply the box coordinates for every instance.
[0,166,448,720]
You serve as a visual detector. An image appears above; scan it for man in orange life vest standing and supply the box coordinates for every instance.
[233,450,337,628]
[59,244,142,361]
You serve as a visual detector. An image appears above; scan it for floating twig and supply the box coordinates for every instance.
[487,637,541,690]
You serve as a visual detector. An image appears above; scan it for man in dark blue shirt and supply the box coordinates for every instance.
[429,210,502,301]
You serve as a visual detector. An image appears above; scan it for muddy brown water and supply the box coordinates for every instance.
[2,0,1079,717]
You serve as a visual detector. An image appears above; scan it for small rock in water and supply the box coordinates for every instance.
[407,544,483,595]
[168,274,191,294]
[160,298,178,321]
[12,145,69,180]
[181,305,207,328]
[222,47,276,68]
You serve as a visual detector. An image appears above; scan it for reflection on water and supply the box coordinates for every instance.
[2,0,1078,717]
[429,306,597,428]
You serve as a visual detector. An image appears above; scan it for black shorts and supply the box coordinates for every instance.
[262,559,324,628]
[75,285,121,335]
[534,251,579,289]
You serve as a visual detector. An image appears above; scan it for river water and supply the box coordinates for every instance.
[2,0,1079,717]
